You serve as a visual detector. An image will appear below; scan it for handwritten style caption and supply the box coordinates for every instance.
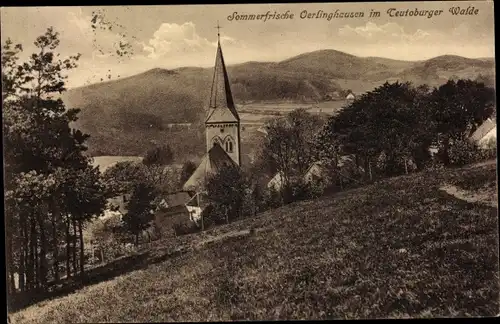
[227,6,480,22]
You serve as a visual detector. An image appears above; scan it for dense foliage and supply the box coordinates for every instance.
[142,145,174,166]
[313,80,495,182]
[3,28,107,306]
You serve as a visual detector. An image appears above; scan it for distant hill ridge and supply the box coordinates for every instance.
[63,49,495,157]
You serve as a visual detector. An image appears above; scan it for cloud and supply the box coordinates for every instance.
[338,22,431,44]
[143,22,211,59]
[142,22,245,59]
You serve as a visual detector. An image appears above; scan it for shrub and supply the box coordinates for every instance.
[198,204,227,228]
[172,222,200,236]
[305,180,327,199]
[448,138,483,166]
[263,187,283,210]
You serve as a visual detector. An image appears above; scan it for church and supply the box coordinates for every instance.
[182,30,241,196]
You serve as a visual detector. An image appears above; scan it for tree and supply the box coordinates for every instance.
[315,82,436,179]
[260,108,323,203]
[428,79,495,166]
[2,39,24,101]
[102,161,143,197]
[103,159,178,202]
[142,145,174,166]
[180,160,197,186]
[63,165,107,276]
[122,182,157,245]
[3,27,106,302]
[206,166,248,224]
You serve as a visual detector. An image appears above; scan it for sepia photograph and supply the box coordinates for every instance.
[2,1,498,322]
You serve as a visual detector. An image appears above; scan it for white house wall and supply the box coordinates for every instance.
[479,127,496,148]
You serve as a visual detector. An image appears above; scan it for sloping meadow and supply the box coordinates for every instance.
[11,163,499,322]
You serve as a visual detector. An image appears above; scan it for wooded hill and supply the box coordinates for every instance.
[62,50,495,158]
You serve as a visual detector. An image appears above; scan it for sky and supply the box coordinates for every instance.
[1,1,495,88]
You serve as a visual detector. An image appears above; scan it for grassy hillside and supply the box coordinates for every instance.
[396,55,495,86]
[10,162,498,322]
[63,50,495,158]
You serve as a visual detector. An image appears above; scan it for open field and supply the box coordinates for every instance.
[238,101,348,125]
[10,162,499,322]
[91,156,143,173]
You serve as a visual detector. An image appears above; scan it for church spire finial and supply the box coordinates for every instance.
[215,20,222,42]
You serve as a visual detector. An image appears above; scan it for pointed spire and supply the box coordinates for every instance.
[206,23,239,123]
[216,20,221,42]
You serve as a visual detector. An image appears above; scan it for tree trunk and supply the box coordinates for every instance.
[442,136,451,166]
[20,245,26,292]
[78,219,85,277]
[36,211,48,289]
[135,233,139,246]
[27,217,36,291]
[51,202,60,283]
[5,214,15,295]
[6,232,16,295]
[404,158,408,175]
[91,240,94,263]
[20,216,27,292]
[65,218,71,279]
[225,206,229,224]
[368,160,373,181]
[34,223,39,290]
[72,217,78,275]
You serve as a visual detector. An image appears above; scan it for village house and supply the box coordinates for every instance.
[154,191,194,236]
[470,117,496,149]
[267,156,360,192]
[99,193,131,221]
[267,171,285,191]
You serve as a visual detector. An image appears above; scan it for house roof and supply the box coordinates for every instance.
[470,118,496,142]
[182,143,238,192]
[162,191,191,208]
[205,41,240,124]
[304,161,324,176]
[305,156,354,174]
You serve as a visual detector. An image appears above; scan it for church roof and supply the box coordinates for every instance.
[205,41,240,124]
[182,143,238,192]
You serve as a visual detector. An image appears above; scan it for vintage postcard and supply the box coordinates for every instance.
[2,1,498,322]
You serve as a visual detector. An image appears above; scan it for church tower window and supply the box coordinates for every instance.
[225,140,233,153]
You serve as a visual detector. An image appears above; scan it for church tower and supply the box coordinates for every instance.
[204,30,241,166]
[182,26,241,193]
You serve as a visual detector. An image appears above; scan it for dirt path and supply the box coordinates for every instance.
[194,229,251,248]
[194,226,275,249]
[440,184,497,208]
[466,159,497,169]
